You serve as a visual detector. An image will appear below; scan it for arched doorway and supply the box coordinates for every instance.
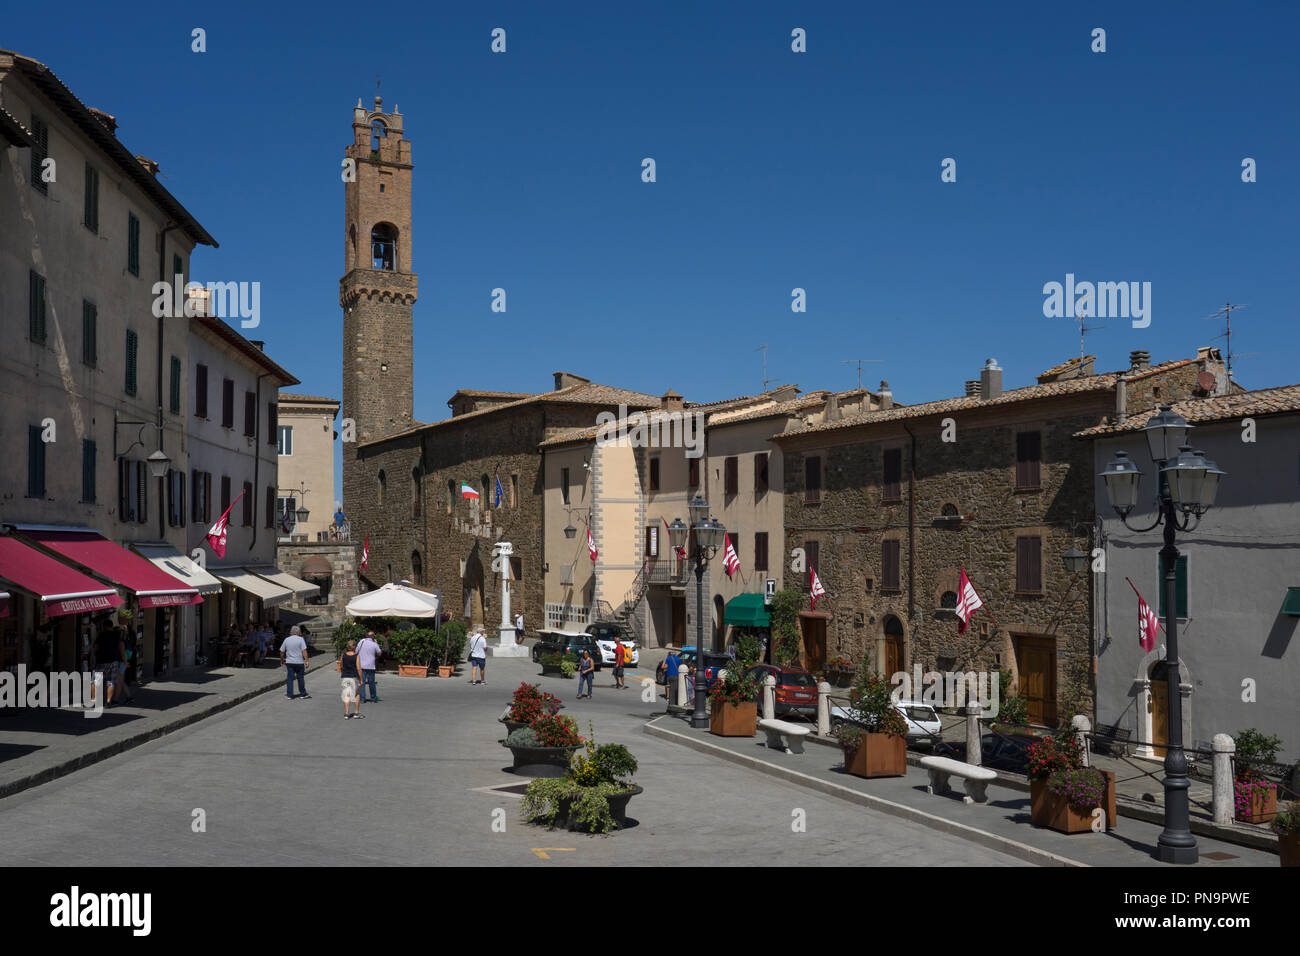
[1149,661,1170,757]
[713,595,726,651]
[884,615,904,679]
[463,549,485,627]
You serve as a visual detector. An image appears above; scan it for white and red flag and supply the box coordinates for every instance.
[204,491,244,559]
[809,565,826,610]
[1127,578,1160,652]
[955,567,984,635]
[361,535,370,571]
[587,527,599,563]
[722,534,740,578]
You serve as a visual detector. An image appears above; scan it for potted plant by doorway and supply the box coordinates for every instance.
[1233,729,1281,825]
[839,672,908,778]
[521,727,641,834]
[823,655,855,688]
[1272,801,1300,867]
[1024,734,1113,832]
[503,714,583,778]
[435,621,467,677]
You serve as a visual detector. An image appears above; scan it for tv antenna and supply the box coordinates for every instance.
[755,344,780,392]
[1203,302,1254,380]
[1075,291,1104,359]
[841,358,883,390]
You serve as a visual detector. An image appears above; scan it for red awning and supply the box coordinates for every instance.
[23,531,201,608]
[0,536,125,617]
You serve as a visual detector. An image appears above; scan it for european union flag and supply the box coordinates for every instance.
[494,474,504,508]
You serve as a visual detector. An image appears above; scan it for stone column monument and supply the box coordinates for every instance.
[487,541,528,657]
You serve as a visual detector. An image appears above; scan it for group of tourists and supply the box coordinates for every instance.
[335,629,383,718]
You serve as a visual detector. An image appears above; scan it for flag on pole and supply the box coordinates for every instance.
[587,527,599,563]
[809,565,826,610]
[665,518,685,559]
[361,534,370,571]
[204,490,244,559]
[494,475,504,508]
[280,506,293,535]
[1127,578,1160,652]
[722,533,740,578]
[460,482,479,500]
[955,567,983,635]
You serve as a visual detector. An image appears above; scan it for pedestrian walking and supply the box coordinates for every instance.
[281,624,311,699]
[514,612,524,644]
[339,639,364,719]
[577,649,595,698]
[468,627,487,685]
[357,630,382,702]
[612,641,626,689]
[663,648,681,701]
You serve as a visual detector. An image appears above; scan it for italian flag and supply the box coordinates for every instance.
[460,482,480,500]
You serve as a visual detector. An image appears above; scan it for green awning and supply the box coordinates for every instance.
[725,593,770,628]
[1283,588,1300,616]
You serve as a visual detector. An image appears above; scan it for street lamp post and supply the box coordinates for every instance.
[667,495,725,729]
[1100,405,1225,865]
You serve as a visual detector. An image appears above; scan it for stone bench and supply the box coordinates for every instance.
[758,718,811,754]
[919,755,998,805]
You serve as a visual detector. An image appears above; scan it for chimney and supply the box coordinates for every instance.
[878,380,893,410]
[980,359,1002,400]
[965,380,981,397]
[1129,350,1150,371]
[771,384,799,403]
[660,389,684,413]
[88,107,117,135]
[825,392,841,421]
[552,371,591,391]
[134,155,160,176]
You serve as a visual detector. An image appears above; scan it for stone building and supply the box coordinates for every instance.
[770,349,1233,725]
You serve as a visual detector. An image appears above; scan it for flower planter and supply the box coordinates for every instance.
[540,664,563,677]
[1279,832,1300,867]
[554,785,644,832]
[500,718,529,736]
[824,669,854,689]
[844,733,906,778]
[398,664,430,678]
[1234,782,1277,824]
[437,665,454,678]
[710,701,757,737]
[1030,777,1111,834]
[505,744,579,778]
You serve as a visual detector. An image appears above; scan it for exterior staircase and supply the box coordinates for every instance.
[596,561,651,646]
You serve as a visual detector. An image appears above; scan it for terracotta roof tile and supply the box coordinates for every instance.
[278,392,339,405]
[1075,384,1300,438]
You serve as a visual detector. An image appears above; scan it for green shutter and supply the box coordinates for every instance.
[84,163,99,232]
[1282,588,1300,616]
[28,425,45,497]
[125,330,138,395]
[1158,554,1189,619]
[29,270,45,343]
[82,301,97,366]
[170,355,182,413]
[127,213,140,276]
[82,439,96,503]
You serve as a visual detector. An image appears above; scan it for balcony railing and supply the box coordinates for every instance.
[648,557,686,584]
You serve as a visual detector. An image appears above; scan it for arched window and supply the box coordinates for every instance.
[377,469,386,506]
[940,591,958,609]
[370,118,387,154]
[349,224,357,264]
[412,467,422,518]
[941,503,959,518]
[481,474,490,506]
[371,222,398,271]
[411,550,423,586]
[447,479,456,514]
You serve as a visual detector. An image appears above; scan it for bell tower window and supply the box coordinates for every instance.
[371,223,398,271]
[370,118,387,155]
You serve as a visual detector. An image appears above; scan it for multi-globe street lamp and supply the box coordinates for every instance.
[1099,404,1225,865]
[667,494,726,729]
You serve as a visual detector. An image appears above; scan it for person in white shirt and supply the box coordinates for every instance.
[468,627,488,685]
[514,612,525,644]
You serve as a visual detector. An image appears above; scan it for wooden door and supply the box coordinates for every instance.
[1015,635,1057,727]
[672,596,686,647]
[1150,668,1169,757]
[801,617,826,673]
[884,617,904,678]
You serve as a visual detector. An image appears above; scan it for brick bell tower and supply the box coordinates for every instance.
[341,95,417,518]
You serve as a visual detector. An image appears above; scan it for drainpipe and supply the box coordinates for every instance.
[901,422,917,621]
[249,370,273,553]
[158,222,181,541]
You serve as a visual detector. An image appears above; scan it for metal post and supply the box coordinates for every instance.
[691,555,709,728]
[1157,474,1197,864]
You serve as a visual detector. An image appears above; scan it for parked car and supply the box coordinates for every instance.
[933,732,1035,774]
[744,663,819,716]
[830,698,942,745]
[530,630,603,669]
[679,647,733,690]
[586,622,640,666]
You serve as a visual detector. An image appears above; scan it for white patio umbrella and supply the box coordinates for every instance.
[345,582,441,618]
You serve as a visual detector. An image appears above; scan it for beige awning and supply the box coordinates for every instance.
[131,544,223,595]
[247,565,319,599]
[210,566,292,608]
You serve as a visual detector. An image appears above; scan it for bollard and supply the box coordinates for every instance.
[817,681,831,736]
[762,674,776,721]
[675,670,689,709]
[1213,733,1235,825]
[1071,714,1092,768]
[965,701,983,766]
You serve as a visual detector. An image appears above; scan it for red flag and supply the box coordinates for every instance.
[1127,578,1160,652]
[204,490,244,559]
[361,534,370,571]
[955,567,984,635]
[809,564,826,610]
[665,518,685,559]
[722,534,740,578]
[587,527,599,563]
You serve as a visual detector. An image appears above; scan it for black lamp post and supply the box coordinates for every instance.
[667,495,725,729]
[1100,405,1224,865]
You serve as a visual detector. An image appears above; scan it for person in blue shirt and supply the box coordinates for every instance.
[662,649,681,701]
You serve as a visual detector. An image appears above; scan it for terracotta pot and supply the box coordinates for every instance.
[1279,832,1300,867]
[505,743,579,778]
[1031,776,1107,834]
[710,700,757,737]
[398,664,430,678]
[437,665,454,678]
[1234,782,1278,824]
[845,733,906,778]
[335,661,341,672]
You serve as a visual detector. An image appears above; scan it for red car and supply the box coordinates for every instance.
[744,664,819,716]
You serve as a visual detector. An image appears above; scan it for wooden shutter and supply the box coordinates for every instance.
[119,458,132,522]
[195,364,208,418]
[1016,536,1042,592]
[221,475,231,514]
[125,330,138,395]
[267,402,277,445]
[204,472,212,523]
[127,212,140,275]
[688,457,699,487]
[191,470,201,522]
[82,439,96,503]
[883,448,902,500]
[724,456,738,495]
[754,453,768,493]
[29,270,45,344]
[265,485,275,529]
[82,301,97,366]
[882,539,901,591]
[648,458,659,492]
[805,539,820,576]
[754,532,768,572]
[84,163,99,232]
[135,461,148,525]
[242,481,253,526]
[170,356,182,414]
[166,470,175,526]
[1016,432,1042,489]
[243,392,256,437]
[805,456,821,503]
[222,379,234,428]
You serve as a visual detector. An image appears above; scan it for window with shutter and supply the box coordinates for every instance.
[881,539,901,591]
[805,456,822,503]
[561,467,570,504]
[804,540,820,577]
[135,461,148,525]
[1016,432,1042,490]
[82,301,97,366]
[195,364,208,418]
[265,485,275,529]
[191,470,201,522]
[243,392,256,437]
[267,403,277,445]
[173,254,183,280]
[724,456,738,495]
[166,470,175,526]
[688,457,699,487]
[755,453,769,493]
[119,459,133,522]
[30,116,48,194]
[242,482,253,527]
[648,458,659,493]
[1016,536,1043,593]
[754,532,768,572]
[27,425,46,498]
[127,212,140,276]
[170,356,182,414]
[221,379,234,428]
[221,475,231,514]
[83,163,99,233]
[125,330,138,395]
[82,439,96,503]
[883,448,902,501]
[204,472,212,523]
[29,270,46,344]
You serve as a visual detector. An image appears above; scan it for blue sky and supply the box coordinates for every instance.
[9,0,1298,430]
